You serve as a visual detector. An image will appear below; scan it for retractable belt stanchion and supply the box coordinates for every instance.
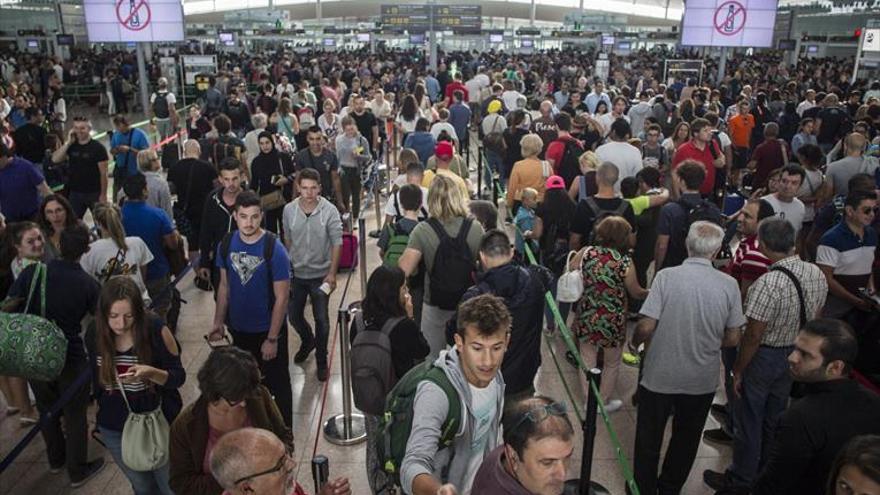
[322,306,367,445]
[563,368,611,495]
[358,216,368,298]
[477,145,483,200]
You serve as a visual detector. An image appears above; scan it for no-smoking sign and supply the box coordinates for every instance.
[116,0,152,32]
[714,0,746,36]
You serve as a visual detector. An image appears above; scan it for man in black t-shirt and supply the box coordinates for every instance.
[348,94,379,156]
[168,139,219,256]
[569,162,637,251]
[51,117,109,219]
[816,94,850,153]
[294,126,345,208]
[12,107,47,165]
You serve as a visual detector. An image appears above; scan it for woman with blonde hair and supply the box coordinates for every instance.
[571,216,647,413]
[80,203,153,301]
[397,175,484,357]
[568,150,600,202]
[507,133,549,207]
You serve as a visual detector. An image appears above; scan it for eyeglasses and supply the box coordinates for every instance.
[509,401,568,433]
[233,449,295,486]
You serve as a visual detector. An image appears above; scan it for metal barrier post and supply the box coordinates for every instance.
[358,216,368,298]
[322,305,367,445]
[563,368,610,495]
[477,146,483,200]
[373,182,383,232]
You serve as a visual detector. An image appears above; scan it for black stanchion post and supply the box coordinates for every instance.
[477,146,483,200]
[312,455,329,493]
[564,368,611,495]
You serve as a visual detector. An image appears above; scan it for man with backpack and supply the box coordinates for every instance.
[380,183,427,324]
[568,162,637,251]
[655,160,723,270]
[201,115,246,175]
[150,77,178,141]
[282,168,342,382]
[446,230,549,405]
[545,112,584,188]
[389,294,510,495]
[109,115,151,200]
[198,157,244,295]
[208,191,293,427]
[384,163,429,226]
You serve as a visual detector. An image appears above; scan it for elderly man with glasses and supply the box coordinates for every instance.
[471,396,574,495]
[209,427,350,495]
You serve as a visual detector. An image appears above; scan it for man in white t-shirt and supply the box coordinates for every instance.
[150,77,178,140]
[385,163,429,225]
[430,108,459,148]
[465,71,488,105]
[597,96,631,136]
[596,119,643,193]
[762,164,807,237]
[500,80,524,113]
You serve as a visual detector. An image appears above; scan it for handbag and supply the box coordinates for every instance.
[556,250,584,303]
[259,157,287,211]
[0,262,68,381]
[115,371,170,472]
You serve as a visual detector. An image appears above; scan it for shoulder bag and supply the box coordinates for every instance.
[0,263,67,381]
[259,157,288,211]
[556,250,585,303]
[115,370,170,471]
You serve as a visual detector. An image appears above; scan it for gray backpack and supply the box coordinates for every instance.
[351,313,406,415]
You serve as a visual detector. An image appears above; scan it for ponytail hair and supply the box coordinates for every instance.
[93,203,127,252]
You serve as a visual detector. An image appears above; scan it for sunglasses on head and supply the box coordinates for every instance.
[510,401,568,433]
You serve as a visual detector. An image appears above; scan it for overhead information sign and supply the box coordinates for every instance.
[864,29,880,52]
[381,5,481,33]
[84,0,184,42]
[681,0,777,47]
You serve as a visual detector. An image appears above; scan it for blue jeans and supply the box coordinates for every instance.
[720,346,738,434]
[101,428,174,495]
[728,345,793,484]
[289,276,331,368]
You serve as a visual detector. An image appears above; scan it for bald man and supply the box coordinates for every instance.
[825,133,877,197]
[167,139,218,255]
[209,428,350,495]
[530,99,559,159]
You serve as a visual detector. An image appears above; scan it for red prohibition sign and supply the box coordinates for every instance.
[714,0,746,36]
[116,0,152,32]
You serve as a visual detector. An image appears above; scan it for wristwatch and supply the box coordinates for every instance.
[266,336,279,344]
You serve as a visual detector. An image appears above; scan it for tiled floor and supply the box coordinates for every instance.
[0,108,731,494]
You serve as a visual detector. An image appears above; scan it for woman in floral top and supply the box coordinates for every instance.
[572,216,648,413]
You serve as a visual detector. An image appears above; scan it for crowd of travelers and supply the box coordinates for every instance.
[1,41,880,495]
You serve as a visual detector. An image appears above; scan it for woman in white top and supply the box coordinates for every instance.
[317,98,341,150]
[413,84,432,115]
[395,95,420,141]
[79,204,153,303]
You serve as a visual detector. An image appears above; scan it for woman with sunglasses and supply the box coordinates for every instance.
[87,276,184,495]
[169,346,292,495]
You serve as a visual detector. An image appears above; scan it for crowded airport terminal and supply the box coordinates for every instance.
[1,0,880,493]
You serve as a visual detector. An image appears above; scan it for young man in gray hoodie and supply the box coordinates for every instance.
[282,168,342,382]
[401,294,511,495]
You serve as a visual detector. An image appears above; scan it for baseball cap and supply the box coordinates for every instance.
[487,100,503,114]
[545,175,565,190]
[435,141,454,160]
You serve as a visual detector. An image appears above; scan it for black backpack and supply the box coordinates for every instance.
[220,231,278,311]
[557,139,583,188]
[664,199,722,268]
[583,196,629,243]
[427,218,475,310]
[153,92,170,119]
[350,313,406,415]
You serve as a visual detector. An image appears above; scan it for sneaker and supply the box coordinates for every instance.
[368,230,381,239]
[19,414,39,426]
[622,351,641,367]
[294,342,315,364]
[702,428,734,446]
[70,458,106,488]
[49,464,64,474]
[703,469,731,491]
[710,403,729,424]
[317,367,329,382]
[603,399,624,413]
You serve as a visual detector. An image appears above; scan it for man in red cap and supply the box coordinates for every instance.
[434,141,470,198]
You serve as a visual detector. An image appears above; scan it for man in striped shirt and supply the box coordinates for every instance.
[704,198,775,445]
